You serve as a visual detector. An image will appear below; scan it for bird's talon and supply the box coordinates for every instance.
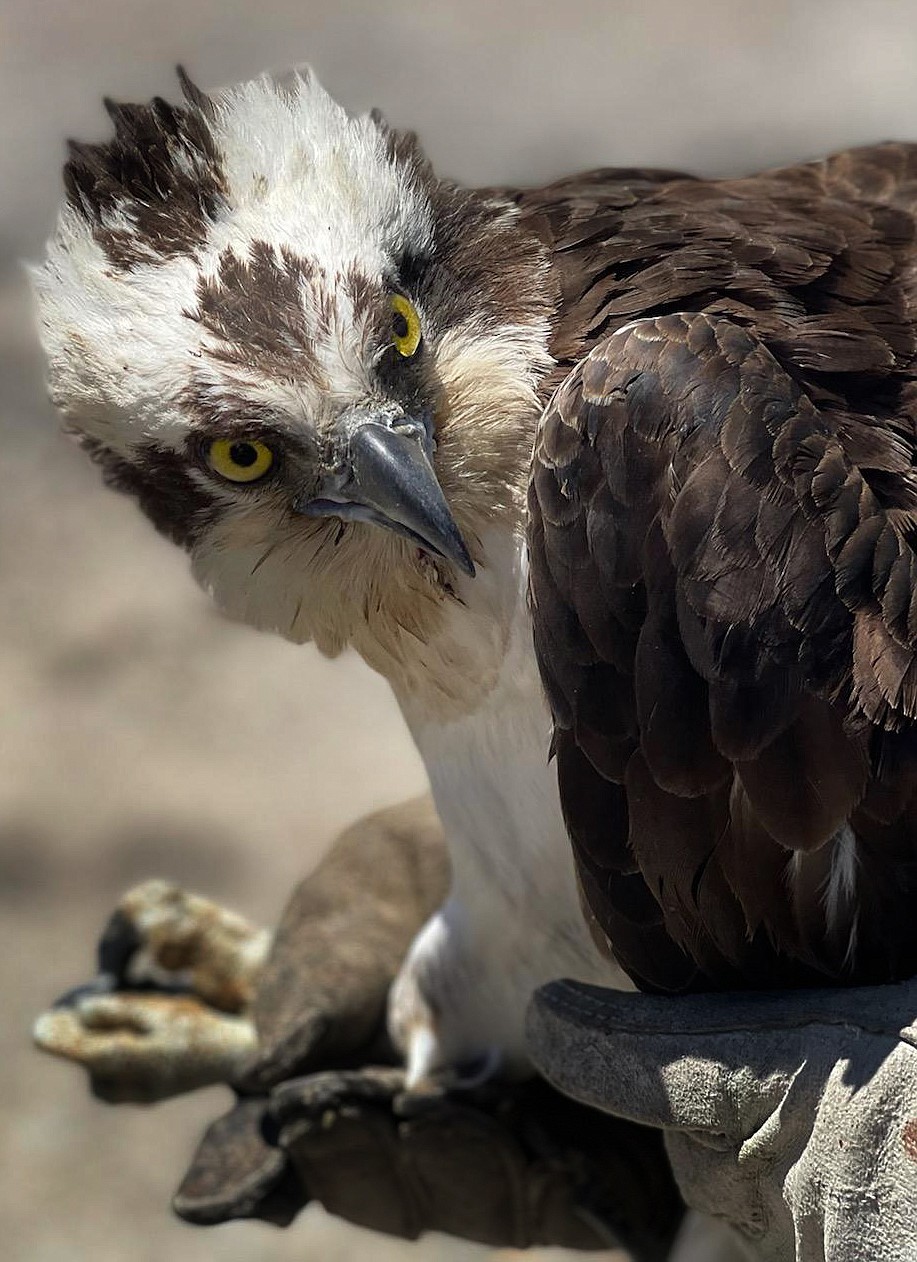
[96,907,142,978]
[52,971,120,1010]
[394,1046,503,1117]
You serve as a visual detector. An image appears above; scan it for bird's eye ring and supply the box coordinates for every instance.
[206,437,274,484]
[390,294,422,358]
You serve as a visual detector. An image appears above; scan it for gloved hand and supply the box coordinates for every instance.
[235,793,449,1089]
[174,796,684,1258]
[175,1064,682,1256]
[528,978,917,1262]
[33,795,685,1257]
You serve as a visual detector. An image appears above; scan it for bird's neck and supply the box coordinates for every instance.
[391,523,616,1018]
[359,522,529,726]
[389,521,570,913]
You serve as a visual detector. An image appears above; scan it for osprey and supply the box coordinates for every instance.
[35,70,917,1086]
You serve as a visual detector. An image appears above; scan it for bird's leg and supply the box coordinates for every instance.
[34,880,270,1102]
[387,897,515,1100]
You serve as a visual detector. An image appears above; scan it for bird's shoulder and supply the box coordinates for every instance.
[505,143,917,395]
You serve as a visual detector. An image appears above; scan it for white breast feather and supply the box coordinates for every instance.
[391,526,629,1071]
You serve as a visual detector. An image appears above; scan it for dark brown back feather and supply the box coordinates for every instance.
[526,147,917,989]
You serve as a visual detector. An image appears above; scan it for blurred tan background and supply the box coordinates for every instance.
[4,1,917,1258]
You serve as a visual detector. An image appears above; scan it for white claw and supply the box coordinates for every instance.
[405,1023,441,1092]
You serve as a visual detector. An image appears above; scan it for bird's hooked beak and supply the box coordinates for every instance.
[294,405,475,577]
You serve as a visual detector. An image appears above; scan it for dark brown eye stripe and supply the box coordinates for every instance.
[78,437,217,548]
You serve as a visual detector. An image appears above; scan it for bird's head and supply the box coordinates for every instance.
[34,70,553,661]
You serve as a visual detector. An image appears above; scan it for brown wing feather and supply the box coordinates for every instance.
[530,296,917,992]
[515,141,917,394]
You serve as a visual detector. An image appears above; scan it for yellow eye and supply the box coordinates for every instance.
[390,294,422,357]
[206,438,274,483]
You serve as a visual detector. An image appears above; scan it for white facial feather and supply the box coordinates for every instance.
[33,70,436,459]
[34,230,192,454]
[203,73,434,274]
[33,69,555,671]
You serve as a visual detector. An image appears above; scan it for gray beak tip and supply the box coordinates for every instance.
[451,545,476,579]
[333,420,478,580]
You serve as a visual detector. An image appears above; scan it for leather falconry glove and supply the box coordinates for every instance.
[33,796,684,1258]
[33,797,447,1101]
[528,978,917,1262]
[176,798,683,1257]
[177,1063,682,1257]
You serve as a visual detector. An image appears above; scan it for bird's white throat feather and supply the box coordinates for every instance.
[391,526,628,1068]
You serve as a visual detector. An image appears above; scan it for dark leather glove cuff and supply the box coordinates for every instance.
[174,1069,684,1259]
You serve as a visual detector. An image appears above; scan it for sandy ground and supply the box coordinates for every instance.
[4,2,917,1259]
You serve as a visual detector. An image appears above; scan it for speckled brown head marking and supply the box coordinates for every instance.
[64,79,225,270]
[416,183,552,339]
[190,243,324,384]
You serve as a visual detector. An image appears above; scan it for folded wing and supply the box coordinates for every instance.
[529,312,917,992]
